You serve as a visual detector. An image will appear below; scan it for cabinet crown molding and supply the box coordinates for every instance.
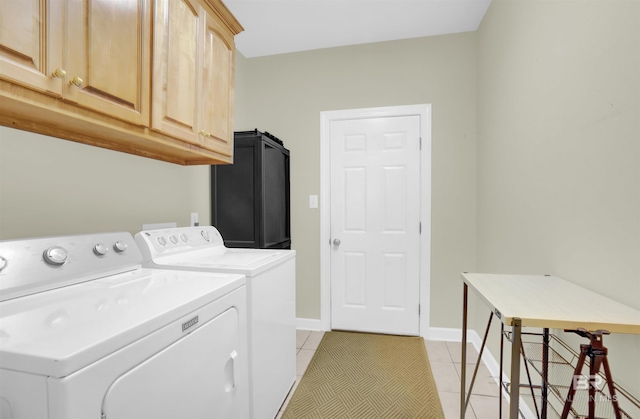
[201,0,244,35]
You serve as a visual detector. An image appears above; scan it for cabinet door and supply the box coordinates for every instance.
[200,12,234,157]
[151,0,202,143]
[0,0,64,96]
[65,0,151,126]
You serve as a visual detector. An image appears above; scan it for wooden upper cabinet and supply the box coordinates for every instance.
[152,0,237,159]
[65,0,152,126]
[0,0,64,96]
[0,0,242,165]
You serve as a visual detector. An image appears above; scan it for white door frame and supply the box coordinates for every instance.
[320,104,432,338]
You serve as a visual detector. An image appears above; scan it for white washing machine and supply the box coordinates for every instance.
[0,232,249,419]
[135,226,296,419]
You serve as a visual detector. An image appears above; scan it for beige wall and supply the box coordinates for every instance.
[476,0,639,393]
[235,33,478,323]
[0,127,211,239]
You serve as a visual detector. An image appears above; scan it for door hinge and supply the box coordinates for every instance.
[418,304,421,315]
[419,222,422,234]
[419,137,422,150]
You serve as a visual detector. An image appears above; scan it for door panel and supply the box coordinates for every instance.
[344,251,366,306]
[344,167,366,230]
[0,0,64,95]
[383,166,407,230]
[152,0,200,140]
[330,115,421,336]
[87,1,138,104]
[201,14,233,155]
[383,253,406,308]
[66,0,151,125]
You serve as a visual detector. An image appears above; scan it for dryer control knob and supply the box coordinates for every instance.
[113,241,128,253]
[43,246,68,266]
[157,237,167,247]
[93,243,109,256]
[169,235,179,245]
[179,233,189,243]
[0,256,8,271]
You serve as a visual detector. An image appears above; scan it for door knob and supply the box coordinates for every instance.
[333,238,341,246]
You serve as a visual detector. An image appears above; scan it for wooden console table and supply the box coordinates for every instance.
[460,273,640,419]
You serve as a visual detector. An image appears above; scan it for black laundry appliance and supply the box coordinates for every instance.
[211,129,291,249]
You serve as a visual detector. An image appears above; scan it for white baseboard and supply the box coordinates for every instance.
[427,327,466,342]
[429,327,535,419]
[296,317,324,331]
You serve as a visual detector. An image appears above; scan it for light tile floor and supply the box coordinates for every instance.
[425,340,509,419]
[277,330,510,419]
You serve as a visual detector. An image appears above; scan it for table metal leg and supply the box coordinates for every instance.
[510,318,522,419]
[542,328,549,419]
[500,322,504,419]
[461,283,468,419]
[463,313,494,414]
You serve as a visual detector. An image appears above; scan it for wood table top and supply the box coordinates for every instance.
[461,273,640,334]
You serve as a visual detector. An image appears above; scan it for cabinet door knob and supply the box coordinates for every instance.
[198,130,211,138]
[52,68,66,79]
[70,76,83,87]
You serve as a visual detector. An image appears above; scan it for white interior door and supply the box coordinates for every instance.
[330,115,421,336]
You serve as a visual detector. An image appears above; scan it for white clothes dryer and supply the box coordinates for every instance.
[135,226,296,419]
[0,232,249,419]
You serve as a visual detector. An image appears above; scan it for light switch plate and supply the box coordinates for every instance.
[309,195,318,209]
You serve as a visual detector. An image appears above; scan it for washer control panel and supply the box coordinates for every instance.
[0,232,141,302]
[135,226,225,260]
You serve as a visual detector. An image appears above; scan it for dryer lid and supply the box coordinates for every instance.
[0,268,245,378]
[155,247,295,276]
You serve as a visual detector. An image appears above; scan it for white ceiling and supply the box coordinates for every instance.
[224,0,492,58]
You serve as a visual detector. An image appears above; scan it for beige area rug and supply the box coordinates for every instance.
[282,331,445,418]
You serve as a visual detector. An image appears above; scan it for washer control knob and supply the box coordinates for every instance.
[113,241,128,253]
[169,235,178,245]
[179,233,189,243]
[0,256,8,271]
[93,243,109,256]
[43,246,68,266]
[157,237,167,247]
